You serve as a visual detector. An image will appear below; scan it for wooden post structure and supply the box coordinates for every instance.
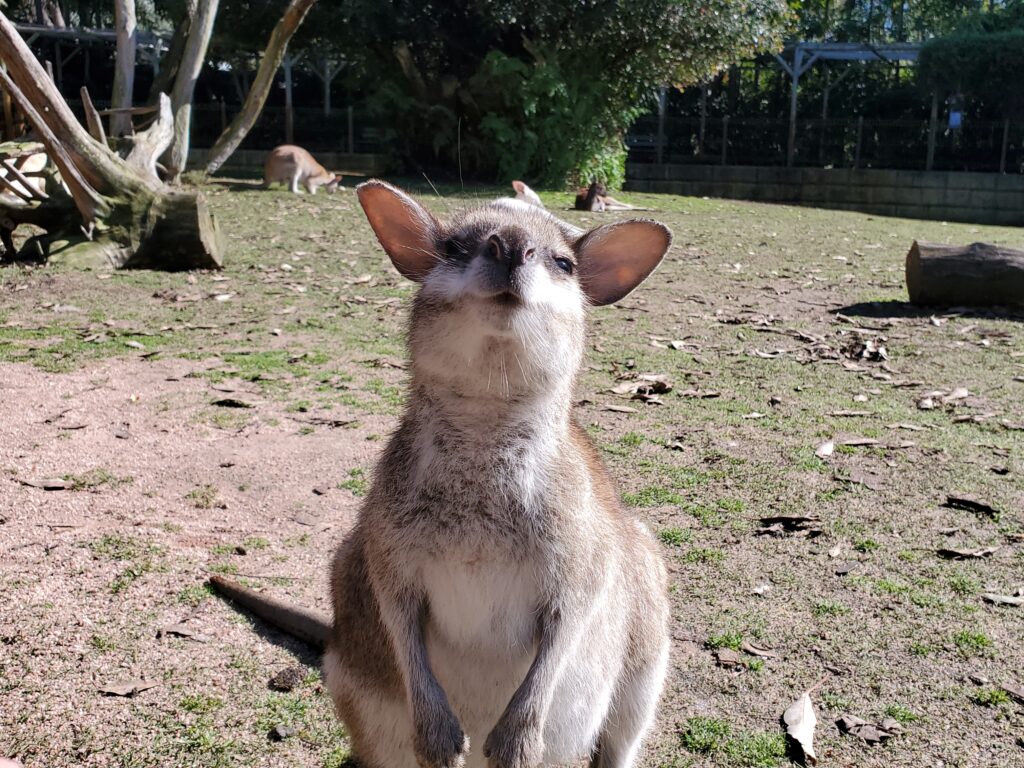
[312,57,344,117]
[999,118,1009,174]
[347,104,353,153]
[697,83,706,157]
[282,55,294,145]
[854,115,863,169]
[721,115,729,165]
[926,91,938,171]
[655,85,666,166]
[775,46,820,168]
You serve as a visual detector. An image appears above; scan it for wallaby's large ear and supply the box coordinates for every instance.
[575,219,671,306]
[357,180,441,281]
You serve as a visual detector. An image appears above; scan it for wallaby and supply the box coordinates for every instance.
[263,145,342,194]
[511,180,544,208]
[575,181,649,212]
[213,181,672,768]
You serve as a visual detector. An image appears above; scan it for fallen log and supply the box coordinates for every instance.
[906,241,1024,308]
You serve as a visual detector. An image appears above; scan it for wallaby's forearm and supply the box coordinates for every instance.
[208,575,331,650]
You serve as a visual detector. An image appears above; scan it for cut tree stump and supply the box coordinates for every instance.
[0,12,223,270]
[906,241,1024,308]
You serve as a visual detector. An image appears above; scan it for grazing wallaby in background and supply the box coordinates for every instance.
[263,144,342,194]
[213,180,672,768]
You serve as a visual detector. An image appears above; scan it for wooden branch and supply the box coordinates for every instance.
[0,168,35,201]
[123,92,172,182]
[1,156,46,198]
[79,86,107,144]
[0,11,152,196]
[97,104,158,116]
[0,65,103,223]
[203,0,317,174]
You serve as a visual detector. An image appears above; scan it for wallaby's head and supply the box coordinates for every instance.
[357,180,671,398]
[324,174,343,193]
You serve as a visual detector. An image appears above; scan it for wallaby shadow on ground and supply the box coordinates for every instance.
[833,300,1024,322]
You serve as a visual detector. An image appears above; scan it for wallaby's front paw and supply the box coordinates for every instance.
[483,721,544,768]
[414,711,468,768]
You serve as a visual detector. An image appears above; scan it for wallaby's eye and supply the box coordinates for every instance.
[553,257,574,275]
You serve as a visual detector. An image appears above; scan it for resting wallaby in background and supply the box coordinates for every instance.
[263,144,342,194]
[213,181,672,768]
[575,181,649,212]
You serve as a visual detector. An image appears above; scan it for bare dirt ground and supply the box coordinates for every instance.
[1,182,1022,768]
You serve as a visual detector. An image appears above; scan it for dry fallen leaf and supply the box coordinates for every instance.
[1000,682,1024,703]
[982,593,1024,606]
[19,477,71,491]
[839,437,880,447]
[815,440,835,459]
[836,713,902,744]
[944,496,1000,518]
[783,692,817,765]
[936,546,999,560]
[98,679,159,697]
[741,641,777,659]
[604,404,638,414]
[714,648,743,668]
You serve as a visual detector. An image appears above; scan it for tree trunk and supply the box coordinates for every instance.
[203,0,317,175]
[164,0,219,182]
[110,0,137,137]
[906,241,1024,308]
[0,11,222,270]
[148,5,192,104]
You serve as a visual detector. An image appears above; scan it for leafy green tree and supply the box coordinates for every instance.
[322,0,788,186]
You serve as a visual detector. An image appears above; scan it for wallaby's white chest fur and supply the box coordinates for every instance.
[421,554,538,654]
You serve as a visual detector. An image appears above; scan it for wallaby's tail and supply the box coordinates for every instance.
[209,575,331,651]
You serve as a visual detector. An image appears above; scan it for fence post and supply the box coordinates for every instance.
[283,56,294,145]
[656,86,667,166]
[721,116,729,165]
[926,91,938,171]
[854,115,863,169]
[347,106,354,154]
[1000,118,1010,174]
[698,84,707,157]
[219,97,226,132]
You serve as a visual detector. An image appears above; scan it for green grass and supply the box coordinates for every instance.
[682,547,725,564]
[884,703,920,723]
[178,584,213,607]
[623,486,684,507]
[971,688,1010,707]
[64,468,133,491]
[679,717,786,768]
[338,468,369,496]
[812,599,849,617]
[187,484,222,509]
[707,631,744,651]
[179,693,224,715]
[658,527,691,547]
[952,630,993,657]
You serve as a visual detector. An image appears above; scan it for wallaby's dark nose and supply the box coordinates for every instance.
[486,233,536,269]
